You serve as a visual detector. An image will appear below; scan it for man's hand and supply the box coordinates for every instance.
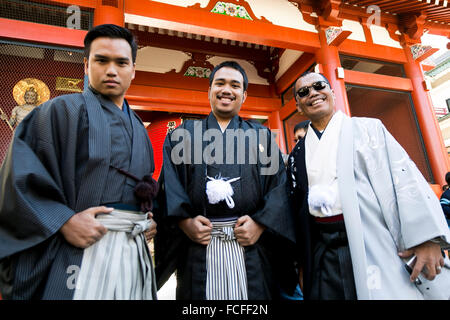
[60,206,113,248]
[234,215,266,247]
[178,215,212,245]
[398,240,445,282]
[144,211,157,242]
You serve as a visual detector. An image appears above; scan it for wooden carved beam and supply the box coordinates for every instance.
[130,28,272,62]
[399,11,427,40]
[250,47,283,85]
[320,0,342,23]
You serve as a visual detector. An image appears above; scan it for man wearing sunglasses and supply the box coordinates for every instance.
[286,71,450,300]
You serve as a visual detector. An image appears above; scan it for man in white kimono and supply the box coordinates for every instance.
[287,71,450,300]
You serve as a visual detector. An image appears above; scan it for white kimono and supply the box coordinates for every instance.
[336,113,450,299]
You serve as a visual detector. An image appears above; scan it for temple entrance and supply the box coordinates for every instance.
[346,85,433,182]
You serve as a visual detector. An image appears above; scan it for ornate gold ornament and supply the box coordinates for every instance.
[12,78,50,106]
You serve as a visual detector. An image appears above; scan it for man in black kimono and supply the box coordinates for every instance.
[155,61,297,300]
[0,24,157,300]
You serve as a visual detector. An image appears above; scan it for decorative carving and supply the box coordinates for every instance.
[184,66,212,78]
[249,48,281,84]
[410,43,432,60]
[289,1,318,26]
[399,11,427,40]
[188,0,272,24]
[167,120,176,134]
[55,77,83,92]
[324,26,351,46]
[325,26,342,45]
[297,0,343,27]
[165,53,215,79]
[320,0,341,23]
[211,1,252,20]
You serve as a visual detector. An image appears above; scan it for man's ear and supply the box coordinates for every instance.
[296,103,304,115]
[242,90,247,104]
[84,57,89,76]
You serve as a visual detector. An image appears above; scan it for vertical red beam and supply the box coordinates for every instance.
[402,44,450,186]
[315,26,351,116]
[268,110,287,154]
[93,0,124,26]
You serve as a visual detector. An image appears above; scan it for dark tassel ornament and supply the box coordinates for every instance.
[110,166,159,213]
[134,175,159,213]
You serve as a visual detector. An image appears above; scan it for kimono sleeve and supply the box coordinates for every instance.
[250,128,296,244]
[160,128,194,219]
[154,130,192,288]
[380,121,450,249]
[0,104,75,259]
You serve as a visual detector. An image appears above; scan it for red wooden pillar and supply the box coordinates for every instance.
[268,110,287,154]
[315,26,351,116]
[402,41,450,186]
[93,0,124,27]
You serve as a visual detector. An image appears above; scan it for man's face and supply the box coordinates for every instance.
[294,73,335,122]
[84,37,135,106]
[24,90,38,105]
[294,128,307,143]
[208,67,247,120]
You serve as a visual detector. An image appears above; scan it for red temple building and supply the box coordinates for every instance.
[0,0,449,193]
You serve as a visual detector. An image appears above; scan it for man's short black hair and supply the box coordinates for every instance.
[445,171,450,185]
[209,60,249,91]
[294,120,310,133]
[84,24,138,63]
[293,71,331,102]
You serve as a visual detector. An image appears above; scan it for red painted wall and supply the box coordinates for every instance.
[136,111,186,181]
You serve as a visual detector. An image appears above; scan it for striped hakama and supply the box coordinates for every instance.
[206,217,248,300]
[73,209,157,300]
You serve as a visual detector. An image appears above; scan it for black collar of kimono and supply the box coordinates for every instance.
[88,86,133,133]
[202,112,243,216]
[206,112,240,132]
[310,124,323,140]
[88,86,127,111]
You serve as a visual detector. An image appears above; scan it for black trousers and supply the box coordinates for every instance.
[310,219,357,300]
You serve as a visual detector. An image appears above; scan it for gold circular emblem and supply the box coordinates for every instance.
[12,78,50,106]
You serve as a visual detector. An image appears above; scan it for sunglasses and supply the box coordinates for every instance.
[296,81,328,98]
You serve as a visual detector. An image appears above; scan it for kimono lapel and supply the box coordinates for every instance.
[127,107,147,181]
[76,89,111,211]
[336,114,370,300]
[293,136,308,193]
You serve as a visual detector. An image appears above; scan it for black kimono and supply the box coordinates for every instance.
[154,113,297,300]
[286,133,356,300]
[0,87,155,299]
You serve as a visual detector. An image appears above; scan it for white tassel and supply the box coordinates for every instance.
[308,184,336,216]
[206,176,240,209]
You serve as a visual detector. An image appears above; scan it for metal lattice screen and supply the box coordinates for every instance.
[0,41,85,163]
[0,0,92,30]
